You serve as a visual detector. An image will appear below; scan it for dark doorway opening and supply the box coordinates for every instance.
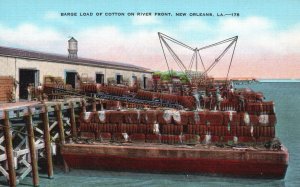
[19,69,39,100]
[66,72,77,88]
[116,75,123,84]
[132,75,137,86]
[143,77,147,89]
[96,73,104,84]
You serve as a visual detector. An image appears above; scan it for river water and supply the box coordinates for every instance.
[14,82,300,187]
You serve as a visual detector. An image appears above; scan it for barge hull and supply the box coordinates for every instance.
[61,144,288,179]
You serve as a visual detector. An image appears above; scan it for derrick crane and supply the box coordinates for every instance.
[158,32,238,87]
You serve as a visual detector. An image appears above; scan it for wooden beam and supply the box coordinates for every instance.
[3,111,17,187]
[42,105,53,179]
[26,107,39,186]
[55,103,69,172]
[69,102,77,138]
[82,100,86,113]
[55,104,65,144]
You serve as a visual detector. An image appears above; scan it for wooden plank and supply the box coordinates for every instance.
[14,143,44,157]
[0,80,14,84]
[55,104,65,144]
[54,104,69,172]
[69,102,77,138]
[0,165,9,178]
[0,154,7,162]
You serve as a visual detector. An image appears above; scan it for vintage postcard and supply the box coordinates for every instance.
[0,1,298,186]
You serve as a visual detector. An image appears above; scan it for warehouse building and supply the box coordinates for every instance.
[0,37,153,100]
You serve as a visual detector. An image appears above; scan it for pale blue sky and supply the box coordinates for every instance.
[0,0,299,78]
[0,0,298,32]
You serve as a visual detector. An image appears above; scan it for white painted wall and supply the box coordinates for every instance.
[0,56,152,100]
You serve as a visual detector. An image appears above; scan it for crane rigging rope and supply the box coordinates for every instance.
[158,33,238,85]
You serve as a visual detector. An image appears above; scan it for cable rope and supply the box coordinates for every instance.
[226,39,238,83]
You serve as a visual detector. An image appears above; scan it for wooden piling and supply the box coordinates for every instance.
[3,111,17,187]
[55,103,69,172]
[92,100,97,112]
[55,104,65,144]
[26,107,39,186]
[69,102,77,138]
[42,105,53,179]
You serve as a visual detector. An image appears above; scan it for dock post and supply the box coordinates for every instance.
[3,111,17,187]
[100,100,104,111]
[69,102,77,138]
[82,99,86,113]
[55,103,69,172]
[42,105,53,179]
[55,104,65,144]
[92,99,97,112]
[26,107,39,187]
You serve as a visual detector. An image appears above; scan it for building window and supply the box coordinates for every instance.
[116,75,123,84]
[96,73,104,84]
[143,76,147,89]
[66,71,77,88]
[132,75,137,86]
[19,69,39,100]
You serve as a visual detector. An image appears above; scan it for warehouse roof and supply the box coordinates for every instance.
[0,45,152,73]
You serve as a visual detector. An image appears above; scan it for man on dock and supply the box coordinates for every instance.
[27,83,33,101]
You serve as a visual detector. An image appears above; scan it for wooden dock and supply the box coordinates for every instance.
[0,99,85,186]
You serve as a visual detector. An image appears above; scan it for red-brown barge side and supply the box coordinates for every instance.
[61,143,288,179]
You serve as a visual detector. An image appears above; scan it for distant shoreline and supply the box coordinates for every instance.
[259,79,300,83]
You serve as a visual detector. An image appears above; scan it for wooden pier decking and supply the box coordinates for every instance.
[0,99,84,186]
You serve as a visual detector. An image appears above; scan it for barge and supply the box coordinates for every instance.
[61,143,288,179]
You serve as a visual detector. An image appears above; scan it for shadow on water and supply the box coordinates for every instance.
[0,178,9,186]
[15,168,287,187]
